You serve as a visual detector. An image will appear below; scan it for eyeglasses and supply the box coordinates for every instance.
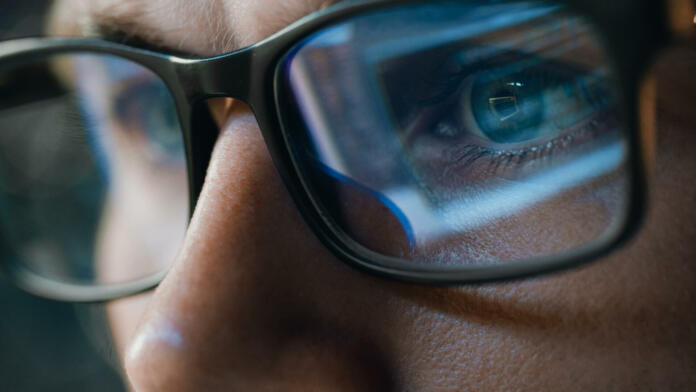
[0,0,687,302]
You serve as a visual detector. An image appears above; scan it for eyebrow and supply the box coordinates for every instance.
[89,0,344,58]
[94,21,204,58]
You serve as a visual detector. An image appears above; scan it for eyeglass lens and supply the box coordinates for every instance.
[281,1,630,267]
[0,0,632,288]
[0,53,188,286]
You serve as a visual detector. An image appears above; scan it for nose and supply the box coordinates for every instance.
[122,103,397,391]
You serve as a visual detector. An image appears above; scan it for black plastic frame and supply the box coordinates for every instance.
[0,0,688,301]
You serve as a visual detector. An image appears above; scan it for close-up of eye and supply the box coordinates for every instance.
[467,65,607,145]
[112,78,186,165]
[398,54,616,181]
[377,25,618,185]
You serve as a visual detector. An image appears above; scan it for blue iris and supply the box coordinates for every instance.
[470,70,546,144]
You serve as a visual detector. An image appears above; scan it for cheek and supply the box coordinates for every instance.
[333,180,413,258]
[331,171,621,266]
[94,139,188,351]
[95,157,187,279]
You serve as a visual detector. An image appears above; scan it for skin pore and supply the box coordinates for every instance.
[51,0,695,390]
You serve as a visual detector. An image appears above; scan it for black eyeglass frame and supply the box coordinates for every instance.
[0,0,690,302]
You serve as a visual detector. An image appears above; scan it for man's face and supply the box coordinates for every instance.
[51,0,696,390]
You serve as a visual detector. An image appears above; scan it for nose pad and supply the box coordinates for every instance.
[121,103,398,390]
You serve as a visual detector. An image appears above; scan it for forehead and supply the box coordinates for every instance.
[53,0,332,55]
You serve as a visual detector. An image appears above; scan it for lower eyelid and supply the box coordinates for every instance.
[440,109,615,179]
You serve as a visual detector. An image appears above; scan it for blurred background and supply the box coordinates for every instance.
[0,1,126,391]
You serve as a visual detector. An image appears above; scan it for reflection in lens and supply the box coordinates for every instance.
[0,53,188,286]
[283,1,630,267]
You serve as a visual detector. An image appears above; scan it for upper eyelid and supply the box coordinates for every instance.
[414,49,593,105]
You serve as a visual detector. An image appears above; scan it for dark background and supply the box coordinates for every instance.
[0,2,126,391]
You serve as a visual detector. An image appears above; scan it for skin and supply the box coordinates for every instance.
[50,0,696,390]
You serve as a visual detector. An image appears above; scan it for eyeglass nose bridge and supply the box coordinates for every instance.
[173,47,256,105]
[168,45,278,218]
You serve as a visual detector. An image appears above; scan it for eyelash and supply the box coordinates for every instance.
[443,115,602,174]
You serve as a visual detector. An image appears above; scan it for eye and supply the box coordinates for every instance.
[113,78,185,165]
[417,55,609,148]
[458,62,608,146]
